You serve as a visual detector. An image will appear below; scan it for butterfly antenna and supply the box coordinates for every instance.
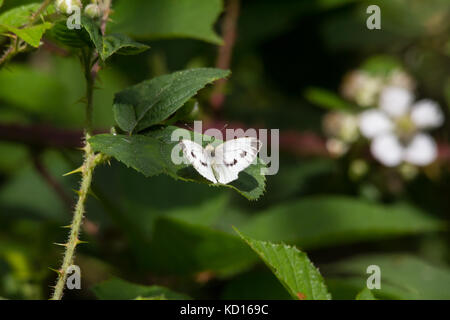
[184,123,194,131]
[221,123,229,132]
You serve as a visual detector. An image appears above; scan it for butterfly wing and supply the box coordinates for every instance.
[212,137,261,184]
[180,139,217,183]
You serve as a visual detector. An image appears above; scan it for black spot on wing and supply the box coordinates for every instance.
[225,159,238,167]
[191,151,196,158]
[200,161,208,167]
[240,151,247,158]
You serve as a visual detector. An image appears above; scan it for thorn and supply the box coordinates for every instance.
[60,225,72,229]
[53,242,68,247]
[72,189,82,196]
[63,166,83,176]
[75,238,89,245]
[48,267,63,277]
[87,188,99,200]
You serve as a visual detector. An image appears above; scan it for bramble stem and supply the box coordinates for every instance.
[50,0,113,299]
[51,136,103,300]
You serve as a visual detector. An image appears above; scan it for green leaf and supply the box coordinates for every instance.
[239,196,443,249]
[92,277,190,300]
[1,22,52,47]
[0,4,40,33]
[89,126,267,200]
[111,0,223,44]
[80,14,103,50]
[101,33,149,60]
[46,19,93,48]
[304,87,355,111]
[141,217,256,276]
[113,68,230,133]
[326,254,450,300]
[47,16,149,59]
[360,55,404,76]
[235,229,331,300]
[356,288,377,300]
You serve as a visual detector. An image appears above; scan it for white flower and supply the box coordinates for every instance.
[358,86,444,167]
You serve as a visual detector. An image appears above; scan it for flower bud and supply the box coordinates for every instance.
[323,112,359,143]
[56,0,82,15]
[326,138,349,157]
[340,70,383,107]
[84,3,101,18]
[349,159,369,181]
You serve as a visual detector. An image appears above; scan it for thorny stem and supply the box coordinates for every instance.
[51,0,113,300]
[50,138,104,300]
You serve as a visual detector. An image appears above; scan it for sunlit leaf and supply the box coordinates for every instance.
[235,229,331,300]
[2,22,52,47]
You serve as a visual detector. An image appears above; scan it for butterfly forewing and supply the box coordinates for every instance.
[180,139,217,183]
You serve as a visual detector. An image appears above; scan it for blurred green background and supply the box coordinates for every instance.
[0,0,449,300]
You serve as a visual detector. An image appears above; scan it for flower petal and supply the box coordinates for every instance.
[410,99,444,129]
[379,86,414,117]
[358,109,393,139]
[403,133,437,166]
[370,134,403,167]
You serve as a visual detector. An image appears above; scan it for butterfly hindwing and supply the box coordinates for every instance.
[212,137,261,184]
[180,139,217,183]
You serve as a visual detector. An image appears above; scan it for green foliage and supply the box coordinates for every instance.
[0,3,54,47]
[111,0,224,44]
[102,34,150,60]
[235,229,331,300]
[2,22,52,47]
[221,271,292,300]
[48,15,150,60]
[92,277,190,300]
[239,196,442,249]
[141,218,256,276]
[360,55,404,76]
[327,254,450,300]
[0,4,41,32]
[89,126,267,200]
[0,0,449,302]
[356,288,376,300]
[113,68,230,133]
[304,87,355,111]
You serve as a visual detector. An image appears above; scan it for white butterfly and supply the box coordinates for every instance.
[180,137,261,184]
